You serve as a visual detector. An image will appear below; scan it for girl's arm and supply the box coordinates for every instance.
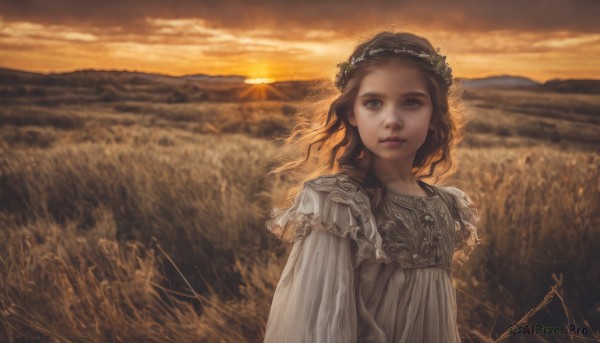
[264,229,356,343]
[264,184,361,343]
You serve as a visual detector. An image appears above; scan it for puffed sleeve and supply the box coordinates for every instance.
[266,175,389,268]
[445,187,482,269]
[264,186,358,343]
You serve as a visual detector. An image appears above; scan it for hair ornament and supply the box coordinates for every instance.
[334,46,453,91]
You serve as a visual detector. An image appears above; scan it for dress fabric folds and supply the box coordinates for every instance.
[264,174,481,343]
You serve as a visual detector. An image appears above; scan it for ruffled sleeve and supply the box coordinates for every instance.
[265,185,362,244]
[265,175,389,268]
[445,187,482,269]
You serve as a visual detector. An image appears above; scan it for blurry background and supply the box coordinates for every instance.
[0,1,598,342]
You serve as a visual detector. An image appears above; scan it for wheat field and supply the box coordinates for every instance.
[0,79,599,342]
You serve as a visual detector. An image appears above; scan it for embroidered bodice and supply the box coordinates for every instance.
[377,183,457,270]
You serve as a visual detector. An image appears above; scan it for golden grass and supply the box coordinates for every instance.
[449,145,600,342]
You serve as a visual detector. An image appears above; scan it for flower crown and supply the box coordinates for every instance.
[334,47,453,91]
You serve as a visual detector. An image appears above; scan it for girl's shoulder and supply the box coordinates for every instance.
[430,185,476,211]
[303,173,364,193]
[430,184,480,237]
[303,173,371,214]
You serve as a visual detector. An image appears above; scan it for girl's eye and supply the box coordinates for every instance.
[363,98,423,110]
[405,99,422,107]
[364,99,382,109]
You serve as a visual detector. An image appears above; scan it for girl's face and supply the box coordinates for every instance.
[349,60,433,168]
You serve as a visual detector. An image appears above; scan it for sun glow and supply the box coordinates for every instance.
[244,78,275,84]
[238,80,288,101]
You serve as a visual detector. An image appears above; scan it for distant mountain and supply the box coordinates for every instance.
[183,74,246,82]
[457,75,541,89]
[0,67,246,84]
[541,79,600,94]
[456,75,600,94]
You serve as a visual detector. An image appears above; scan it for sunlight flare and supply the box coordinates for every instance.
[244,78,275,84]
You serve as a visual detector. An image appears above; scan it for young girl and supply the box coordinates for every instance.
[263,31,481,343]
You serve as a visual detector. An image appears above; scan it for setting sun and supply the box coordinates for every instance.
[244,78,275,84]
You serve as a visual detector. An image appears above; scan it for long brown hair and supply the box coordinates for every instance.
[267,30,468,211]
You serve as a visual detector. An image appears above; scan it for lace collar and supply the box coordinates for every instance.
[383,180,439,200]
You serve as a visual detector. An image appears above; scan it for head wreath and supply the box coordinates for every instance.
[334,46,453,91]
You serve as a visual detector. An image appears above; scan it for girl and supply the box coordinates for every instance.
[263,31,481,343]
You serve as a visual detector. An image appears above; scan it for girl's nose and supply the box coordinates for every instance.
[384,108,403,128]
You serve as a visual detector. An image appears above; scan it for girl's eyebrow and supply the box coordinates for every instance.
[358,91,429,99]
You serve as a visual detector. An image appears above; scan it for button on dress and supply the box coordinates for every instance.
[264,173,481,343]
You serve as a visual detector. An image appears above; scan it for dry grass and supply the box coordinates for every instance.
[1,212,203,342]
[0,133,294,342]
[461,89,600,149]
[449,146,600,342]
[0,101,297,149]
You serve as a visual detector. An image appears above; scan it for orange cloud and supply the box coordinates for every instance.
[0,8,598,82]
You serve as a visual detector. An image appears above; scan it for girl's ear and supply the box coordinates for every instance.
[348,112,357,127]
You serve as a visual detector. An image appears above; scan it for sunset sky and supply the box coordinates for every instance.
[0,0,599,83]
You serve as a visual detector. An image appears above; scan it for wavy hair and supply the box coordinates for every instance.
[267,30,468,211]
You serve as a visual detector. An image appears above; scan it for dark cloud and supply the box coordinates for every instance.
[0,0,598,35]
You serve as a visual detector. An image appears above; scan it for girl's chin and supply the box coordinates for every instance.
[372,154,416,162]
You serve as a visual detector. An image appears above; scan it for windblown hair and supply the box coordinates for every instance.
[267,30,468,212]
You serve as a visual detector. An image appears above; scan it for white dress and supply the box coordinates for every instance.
[264,174,481,343]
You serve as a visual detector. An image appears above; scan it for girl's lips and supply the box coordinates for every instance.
[380,140,406,147]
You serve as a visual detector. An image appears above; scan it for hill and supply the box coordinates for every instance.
[457,75,541,89]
